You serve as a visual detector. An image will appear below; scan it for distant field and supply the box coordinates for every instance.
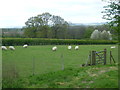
[2,45,118,77]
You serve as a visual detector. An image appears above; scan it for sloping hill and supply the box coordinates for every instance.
[3,64,118,88]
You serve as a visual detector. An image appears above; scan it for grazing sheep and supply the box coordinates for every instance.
[75,46,79,50]
[23,44,28,48]
[1,46,7,50]
[68,46,72,50]
[52,46,57,51]
[9,46,15,50]
[111,46,116,49]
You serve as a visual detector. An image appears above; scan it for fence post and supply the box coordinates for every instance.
[92,51,96,65]
[89,51,92,65]
[104,48,106,65]
[110,51,115,64]
[32,56,35,76]
[110,51,112,64]
[61,54,64,70]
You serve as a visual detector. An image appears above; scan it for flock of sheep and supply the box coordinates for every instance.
[52,45,79,51]
[1,44,116,51]
[1,44,79,51]
[1,44,28,50]
[51,45,116,51]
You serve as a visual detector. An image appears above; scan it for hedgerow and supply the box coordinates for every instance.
[1,38,118,46]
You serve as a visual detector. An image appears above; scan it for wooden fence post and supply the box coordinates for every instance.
[110,51,116,64]
[61,54,64,70]
[92,51,96,65]
[89,51,92,65]
[104,48,106,65]
[32,56,35,76]
[110,51,112,64]
[85,52,91,66]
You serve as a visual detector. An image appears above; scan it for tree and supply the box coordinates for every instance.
[51,15,68,39]
[23,27,37,38]
[90,30,101,40]
[107,31,112,40]
[36,25,51,38]
[25,12,52,27]
[23,12,68,38]
[102,0,120,40]
[66,25,86,39]
[90,29,112,40]
[84,26,94,39]
[101,30,110,40]
[24,12,52,38]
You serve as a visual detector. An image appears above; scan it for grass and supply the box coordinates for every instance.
[2,44,118,88]
[3,64,118,88]
[26,64,118,88]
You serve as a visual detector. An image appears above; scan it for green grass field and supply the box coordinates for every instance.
[2,45,118,77]
[2,45,118,88]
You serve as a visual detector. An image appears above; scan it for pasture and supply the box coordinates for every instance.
[2,45,118,78]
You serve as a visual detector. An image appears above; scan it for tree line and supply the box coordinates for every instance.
[22,12,116,40]
[1,23,117,40]
[1,28,23,38]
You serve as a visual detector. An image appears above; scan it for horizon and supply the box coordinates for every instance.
[0,22,107,28]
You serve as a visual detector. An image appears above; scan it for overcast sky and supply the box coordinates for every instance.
[0,0,108,28]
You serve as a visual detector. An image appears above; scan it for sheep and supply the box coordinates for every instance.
[9,46,15,50]
[111,46,116,49]
[23,44,28,48]
[75,46,79,50]
[1,46,7,50]
[68,46,72,50]
[52,46,57,51]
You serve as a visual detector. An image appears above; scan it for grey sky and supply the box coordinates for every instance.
[0,0,108,28]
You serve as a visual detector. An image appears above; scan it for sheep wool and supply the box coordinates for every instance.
[1,46,7,50]
[75,46,79,50]
[9,46,15,50]
[111,46,116,49]
[23,44,28,48]
[68,46,72,50]
[52,46,57,51]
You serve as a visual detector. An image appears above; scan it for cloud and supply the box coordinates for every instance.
[0,0,108,27]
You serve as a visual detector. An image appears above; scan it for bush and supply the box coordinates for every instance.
[1,38,118,46]
[90,30,100,40]
[90,30,113,40]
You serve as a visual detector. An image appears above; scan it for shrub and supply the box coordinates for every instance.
[1,38,118,46]
[90,30,113,40]
[90,30,100,40]
[101,30,110,40]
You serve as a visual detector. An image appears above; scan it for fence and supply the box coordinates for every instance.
[83,49,107,66]
[83,48,116,67]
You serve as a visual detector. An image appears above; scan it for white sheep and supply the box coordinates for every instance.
[111,46,116,49]
[23,44,28,48]
[52,46,57,51]
[1,46,7,50]
[9,46,15,50]
[75,46,79,50]
[68,46,72,50]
